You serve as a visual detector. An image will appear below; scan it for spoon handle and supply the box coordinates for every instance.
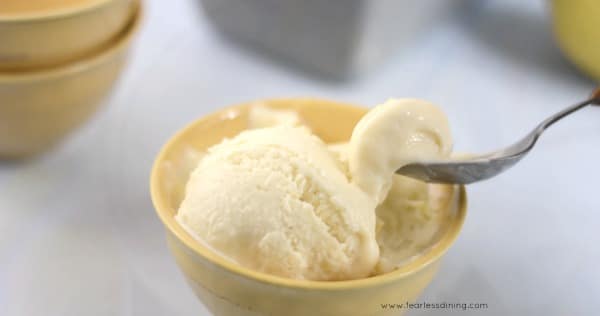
[513,87,600,154]
[536,98,600,132]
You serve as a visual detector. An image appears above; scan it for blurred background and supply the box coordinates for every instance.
[0,0,599,315]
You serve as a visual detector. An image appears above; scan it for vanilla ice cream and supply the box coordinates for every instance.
[177,99,454,280]
[176,126,379,281]
[247,103,303,129]
[349,99,452,204]
[374,176,454,274]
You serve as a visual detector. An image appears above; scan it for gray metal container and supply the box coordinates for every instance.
[199,0,461,78]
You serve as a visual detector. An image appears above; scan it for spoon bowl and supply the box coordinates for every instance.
[397,88,600,184]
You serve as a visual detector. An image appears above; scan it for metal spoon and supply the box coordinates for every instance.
[396,88,600,184]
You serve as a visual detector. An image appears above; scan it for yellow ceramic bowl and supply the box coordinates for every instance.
[0,2,141,159]
[551,0,600,81]
[0,0,135,70]
[151,99,468,316]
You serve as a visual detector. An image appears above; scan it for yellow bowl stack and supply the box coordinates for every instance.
[151,99,467,316]
[0,0,142,159]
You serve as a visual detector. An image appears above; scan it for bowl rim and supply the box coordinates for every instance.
[150,99,468,291]
[0,1,141,83]
[0,0,120,22]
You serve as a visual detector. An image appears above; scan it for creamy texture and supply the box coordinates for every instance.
[177,100,454,280]
[176,126,379,281]
[374,177,453,273]
[327,142,454,274]
[349,99,452,204]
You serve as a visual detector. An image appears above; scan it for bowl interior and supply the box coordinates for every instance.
[151,99,467,289]
[0,0,141,82]
[0,0,113,20]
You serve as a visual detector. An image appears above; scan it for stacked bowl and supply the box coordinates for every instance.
[0,0,142,159]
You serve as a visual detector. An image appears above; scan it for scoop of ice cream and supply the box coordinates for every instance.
[374,177,454,274]
[349,99,452,204]
[328,142,455,274]
[177,98,456,280]
[176,126,379,281]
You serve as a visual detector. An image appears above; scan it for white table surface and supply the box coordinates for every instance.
[1,0,599,315]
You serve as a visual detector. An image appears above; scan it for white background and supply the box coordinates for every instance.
[1,0,599,315]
